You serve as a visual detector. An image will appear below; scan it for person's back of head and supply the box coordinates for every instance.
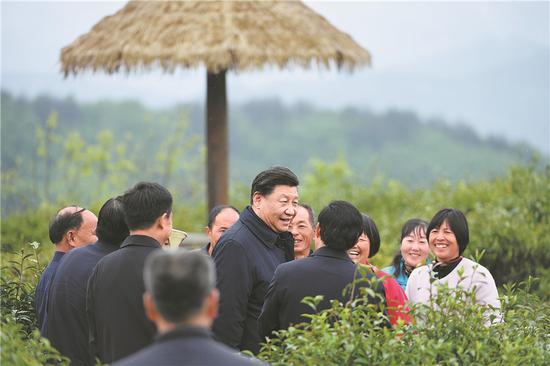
[96,197,130,247]
[49,206,98,250]
[143,250,217,328]
[120,182,173,231]
[318,201,363,251]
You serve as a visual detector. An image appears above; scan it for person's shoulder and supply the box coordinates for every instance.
[381,265,395,275]
[460,257,494,278]
[409,264,430,280]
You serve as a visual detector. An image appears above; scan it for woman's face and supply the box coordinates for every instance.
[428,219,460,263]
[400,226,429,268]
[347,233,370,265]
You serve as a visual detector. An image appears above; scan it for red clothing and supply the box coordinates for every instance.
[360,261,411,326]
[375,270,411,325]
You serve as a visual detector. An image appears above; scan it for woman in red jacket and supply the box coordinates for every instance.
[347,213,411,326]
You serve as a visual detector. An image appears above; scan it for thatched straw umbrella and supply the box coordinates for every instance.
[60,0,371,211]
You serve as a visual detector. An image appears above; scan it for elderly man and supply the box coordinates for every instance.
[289,203,315,259]
[212,166,298,354]
[113,250,265,366]
[35,205,97,331]
[258,201,386,339]
[45,197,129,366]
[203,205,240,256]
[87,182,173,364]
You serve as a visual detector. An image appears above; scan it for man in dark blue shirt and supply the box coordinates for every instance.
[113,250,265,366]
[44,197,129,366]
[212,166,298,354]
[259,201,386,339]
[87,182,173,364]
[35,205,98,332]
[202,205,240,256]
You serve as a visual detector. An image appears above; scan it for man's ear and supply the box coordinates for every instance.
[157,212,170,230]
[252,192,262,209]
[315,223,321,238]
[65,230,77,248]
[205,288,219,320]
[143,292,158,323]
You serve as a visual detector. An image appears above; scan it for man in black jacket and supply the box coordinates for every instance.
[113,250,265,366]
[87,182,173,364]
[44,197,128,366]
[258,200,385,339]
[36,205,98,332]
[212,166,298,354]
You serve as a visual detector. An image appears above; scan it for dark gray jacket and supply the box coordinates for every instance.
[259,246,386,339]
[113,326,266,366]
[212,206,293,354]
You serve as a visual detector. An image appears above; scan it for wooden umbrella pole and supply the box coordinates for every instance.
[206,69,229,212]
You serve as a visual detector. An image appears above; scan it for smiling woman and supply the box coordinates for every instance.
[405,208,502,323]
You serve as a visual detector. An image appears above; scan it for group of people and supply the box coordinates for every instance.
[34,166,501,366]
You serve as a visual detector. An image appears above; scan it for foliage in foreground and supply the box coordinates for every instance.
[0,245,69,365]
[258,277,550,366]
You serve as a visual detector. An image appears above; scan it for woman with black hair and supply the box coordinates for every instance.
[382,219,430,291]
[347,213,411,326]
[405,208,501,322]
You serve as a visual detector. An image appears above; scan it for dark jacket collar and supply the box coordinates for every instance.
[313,246,354,262]
[155,325,212,343]
[52,251,65,262]
[120,234,161,249]
[240,206,295,261]
[240,206,279,247]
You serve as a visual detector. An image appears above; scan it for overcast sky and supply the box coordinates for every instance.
[2,1,549,153]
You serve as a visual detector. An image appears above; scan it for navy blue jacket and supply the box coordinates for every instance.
[212,206,294,354]
[35,251,65,331]
[45,241,119,366]
[258,246,385,339]
[87,235,161,364]
[113,326,266,366]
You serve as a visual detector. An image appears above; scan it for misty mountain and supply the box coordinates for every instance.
[0,90,538,212]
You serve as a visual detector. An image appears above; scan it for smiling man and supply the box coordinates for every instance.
[212,166,299,354]
[289,204,315,259]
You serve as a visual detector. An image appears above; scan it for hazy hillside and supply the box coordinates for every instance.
[1,90,537,214]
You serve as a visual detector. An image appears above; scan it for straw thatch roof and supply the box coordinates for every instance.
[61,0,371,76]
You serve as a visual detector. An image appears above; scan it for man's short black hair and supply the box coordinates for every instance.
[207,205,240,229]
[144,250,215,323]
[318,201,363,251]
[96,197,129,246]
[361,214,380,258]
[427,208,469,255]
[120,182,173,231]
[48,206,85,244]
[298,203,315,227]
[250,166,299,204]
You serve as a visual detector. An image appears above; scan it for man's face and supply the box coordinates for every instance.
[70,210,98,248]
[253,185,299,233]
[207,208,240,248]
[289,206,314,258]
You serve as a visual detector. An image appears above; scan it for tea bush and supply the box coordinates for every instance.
[258,276,550,365]
[0,244,69,365]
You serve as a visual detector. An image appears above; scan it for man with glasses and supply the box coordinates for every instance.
[35,205,98,331]
[87,182,173,364]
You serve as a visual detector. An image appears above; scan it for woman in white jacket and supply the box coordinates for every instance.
[405,208,501,323]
